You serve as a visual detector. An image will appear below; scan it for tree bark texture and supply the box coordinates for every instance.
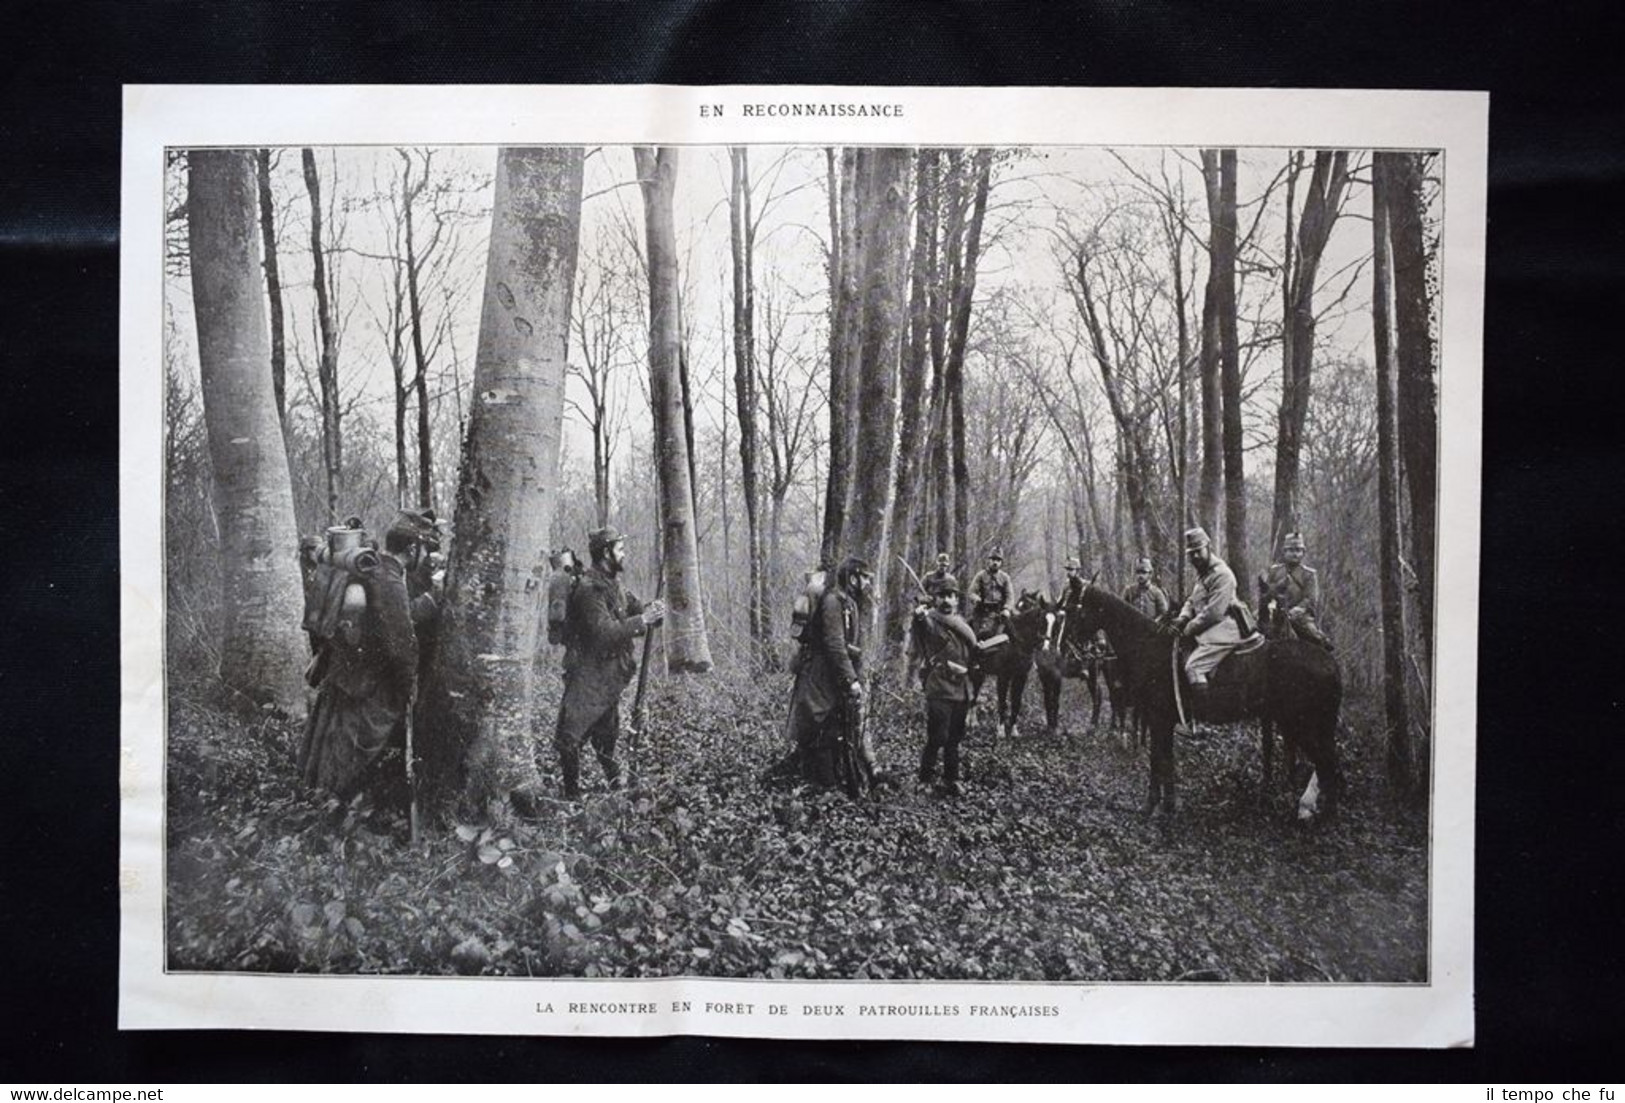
[400,151,436,512]
[1210,149,1250,588]
[820,148,863,567]
[946,150,992,570]
[418,147,585,802]
[1379,150,1439,658]
[187,149,309,716]
[891,149,938,640]
[301,149,342,524]
[1272,150,1351,545]
[1372,163,1414,793]
[728,148,768,662]
[636,146,713,673]
[254,149,287,431]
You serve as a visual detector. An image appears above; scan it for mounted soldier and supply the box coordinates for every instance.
[920,550,957,603]
[1122,556,1170,621]
[1170,527,1258,731]
[552,526,665,800]
[1258,532,1333,651]
[911,575,979,798]
[967,547,1014,639]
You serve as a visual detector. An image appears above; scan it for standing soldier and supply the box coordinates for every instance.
[1258,532,1333,650]
[1170,527,1250,726]
[1122,556,1170,621]
[968,547,1014,638]
[911,577,978,798]
[776,556,873,790]
[552,526,665,800]
[299,509,441,816]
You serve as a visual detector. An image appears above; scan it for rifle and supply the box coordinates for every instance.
[628,566,666,783]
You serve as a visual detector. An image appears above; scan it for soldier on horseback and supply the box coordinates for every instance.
[1258,532,1333,651]
[1171,527,1255,730]
[1122,556,1170,620]
[968,547,1013,638]
[920,550,958,603]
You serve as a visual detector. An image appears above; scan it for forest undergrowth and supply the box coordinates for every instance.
[166,665,1428,983]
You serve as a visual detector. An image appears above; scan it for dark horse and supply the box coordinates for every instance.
[1031,595,1120,739]
[967,590,1049,746]
[1067,579,1343,819]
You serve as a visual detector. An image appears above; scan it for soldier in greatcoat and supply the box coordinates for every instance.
[778,555,872,789]
[911,576,978,797]
[1258,532,1332,650]
[299,509,441,806]
[552,526,665,800]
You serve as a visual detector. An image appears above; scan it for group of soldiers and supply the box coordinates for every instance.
[296,504,1330,816]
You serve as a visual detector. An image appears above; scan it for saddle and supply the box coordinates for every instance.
[1177,634,1269,722]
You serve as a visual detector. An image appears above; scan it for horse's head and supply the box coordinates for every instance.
[1064,572,1107,639]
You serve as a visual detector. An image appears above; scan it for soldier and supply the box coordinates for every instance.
[552,526,666,800]
[1258,532,1333,650]
[967,547,1013,637]
[921,550,957,602]
[298,509,441,811]
[1058,555,1087,611]
[778,556,873,789]
[911,576,978,798]
[1122,556,1170,621]
[1170,527,1248,727]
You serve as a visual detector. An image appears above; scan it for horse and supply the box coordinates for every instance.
[1030,595,1120,740]
[1066,578,1343,820]
[967,590,1049,746]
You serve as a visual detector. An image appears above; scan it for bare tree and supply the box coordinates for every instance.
[186,149,308,715]
[728,147,770,663]
[635,146,713,673]
[1272,150,1352,545]
[820,148,863,566]
[418,147,585,803]
[301,148,345,524]
[1372,158,1413,794]
[254,150,288,430]
[1201,149,1250,586]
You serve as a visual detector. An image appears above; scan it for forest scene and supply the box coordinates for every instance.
[163,143,1441,982]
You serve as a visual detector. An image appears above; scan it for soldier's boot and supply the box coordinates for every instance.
[598,752,623,791]
[1175,681,1210,737]
[940,745,962,798]
[559,746,583,801]
[918,745,938,785]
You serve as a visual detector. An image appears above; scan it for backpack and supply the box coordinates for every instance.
[545,549,583,646]
[300,519,379,683]
[789,568,829,643]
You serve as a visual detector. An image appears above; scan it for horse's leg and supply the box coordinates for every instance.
[1146,714,1177,817]
[1041,664,1062,739]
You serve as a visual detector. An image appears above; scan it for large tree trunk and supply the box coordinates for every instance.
[1380,150,1439,658]
[636,146,713,673]
[253,149,287,431]
[1372,163,1413,794]
[728,148,768,665]
[1272,150,1351,546]
[889,149,938,640]
[845,148,912,628]
[301,149,342,524]
[821,149,863,566]
[418,147,584,804]
[187,149,308,716]
[1197,152,1224,543]
[946,150,992,570]
[1207,149,1250,588]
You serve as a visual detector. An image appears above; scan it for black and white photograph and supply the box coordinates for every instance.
[120,86,1484,1043]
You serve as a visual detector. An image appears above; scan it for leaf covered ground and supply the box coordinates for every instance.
[166,667,1428,982]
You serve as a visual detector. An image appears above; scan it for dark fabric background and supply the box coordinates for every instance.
[2,0,1620,1082]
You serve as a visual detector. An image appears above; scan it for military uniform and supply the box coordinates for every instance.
[921,567,958,600]
[1258,560,1329,648]
[912,606,977,792]
[554,562,648,796]
[1178,549,1245,685]
[1123,578,1170,621]
[782,580,865,788]
[968,564,1013,638]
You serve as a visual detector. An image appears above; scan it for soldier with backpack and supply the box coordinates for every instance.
[298,509,442,814]
[551,526,665,800]
[770,555,874,791]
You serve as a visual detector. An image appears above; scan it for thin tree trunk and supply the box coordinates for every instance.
[728,147,768,663]
[636,146,713,673]
[1373,162,1413,794]
[1273,150,1351,546]
[1381,151,1439,658]
[401,152,436,512]
[1198,152,1224,542]
[418,147,584,804]
[889,150,937,640]
[187,149,308,716]
[1212,149,1250,588]
[947,150,992,570]
[254,149,287,431]
[301,149,341,523]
